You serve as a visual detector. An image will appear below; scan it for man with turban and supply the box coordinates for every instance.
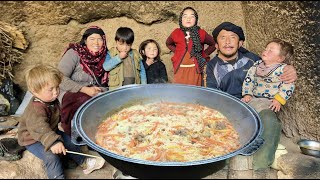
[203,22,297,170]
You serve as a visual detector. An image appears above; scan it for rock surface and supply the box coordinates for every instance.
[0,1,245,87]
[277,153,320,179]
[0,150,47,179]
[242,1,320,141]
[0,1,318,145]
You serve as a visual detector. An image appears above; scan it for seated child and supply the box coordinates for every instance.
[103,27,147,90]
[241,38,295,113]
[17,64,105,179]
[139,39,168,84]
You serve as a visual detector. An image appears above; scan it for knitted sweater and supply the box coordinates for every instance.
[17,97,62,151]
[242,60,295,105]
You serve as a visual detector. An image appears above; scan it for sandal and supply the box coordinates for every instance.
[0,138,26,161]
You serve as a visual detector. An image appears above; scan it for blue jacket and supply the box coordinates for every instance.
[203,51,258,99]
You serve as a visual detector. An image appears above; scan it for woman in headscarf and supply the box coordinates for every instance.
[166,7,216,86]
[58,26,108,136]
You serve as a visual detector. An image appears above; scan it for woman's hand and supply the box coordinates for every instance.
[80,86,102,97]
[280,65,297,83]
[269,99,281,112]
[50,142,66,155]
[241,95,252,103]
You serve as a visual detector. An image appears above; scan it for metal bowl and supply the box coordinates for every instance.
[72,84,264,178]
[297,139,320,158]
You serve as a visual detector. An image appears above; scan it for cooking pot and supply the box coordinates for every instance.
[72,84,264,178]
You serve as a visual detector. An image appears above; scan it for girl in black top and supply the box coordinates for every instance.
[139,39,168,84]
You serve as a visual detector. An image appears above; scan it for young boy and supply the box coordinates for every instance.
[17,64,105,179]
[103,27,147,90]
[241,38,295,113]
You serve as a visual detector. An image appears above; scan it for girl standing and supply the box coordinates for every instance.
[166,7,216,86]
[139,39,168,84]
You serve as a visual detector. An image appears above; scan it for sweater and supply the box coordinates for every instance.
[203,52,256,98]
[17,97,62,151]
[242,60,295,105]
[57,49,98,102]
[142,59,168,84]
[166,28,215,74]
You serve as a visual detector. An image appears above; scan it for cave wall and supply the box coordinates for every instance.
[0,1,246,87]
[242,1,319,141]
[0,1,318,141]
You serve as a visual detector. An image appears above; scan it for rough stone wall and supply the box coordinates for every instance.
[0,1,246,88]
[242,1,320,141]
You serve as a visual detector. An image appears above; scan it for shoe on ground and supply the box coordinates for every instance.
[0,138,25,161]
[0,152,22,161]
[82,157,105,175]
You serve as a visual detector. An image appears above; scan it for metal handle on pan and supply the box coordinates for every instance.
[71,118,86,146]
[239,136,265,156]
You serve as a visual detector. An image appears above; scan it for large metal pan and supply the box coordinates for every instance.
[72,84,264,178]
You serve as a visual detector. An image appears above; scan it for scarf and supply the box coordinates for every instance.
[256,61,282,77]
[179,7,205,73]
[62,26,108,86]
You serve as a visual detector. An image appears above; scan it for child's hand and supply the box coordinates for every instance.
[119,51,128,59]
[146,58,154,66]
[50,142,66,155]
[241,95,252,103]
[269,99,282,112]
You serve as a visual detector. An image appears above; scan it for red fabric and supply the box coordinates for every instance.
[173,52,202,86]
[60,92,92,136]
[166,28,215,74]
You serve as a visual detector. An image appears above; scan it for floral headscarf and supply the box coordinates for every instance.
[63,26,108,86]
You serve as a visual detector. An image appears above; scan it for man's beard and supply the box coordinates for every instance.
[218,50,238,59]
